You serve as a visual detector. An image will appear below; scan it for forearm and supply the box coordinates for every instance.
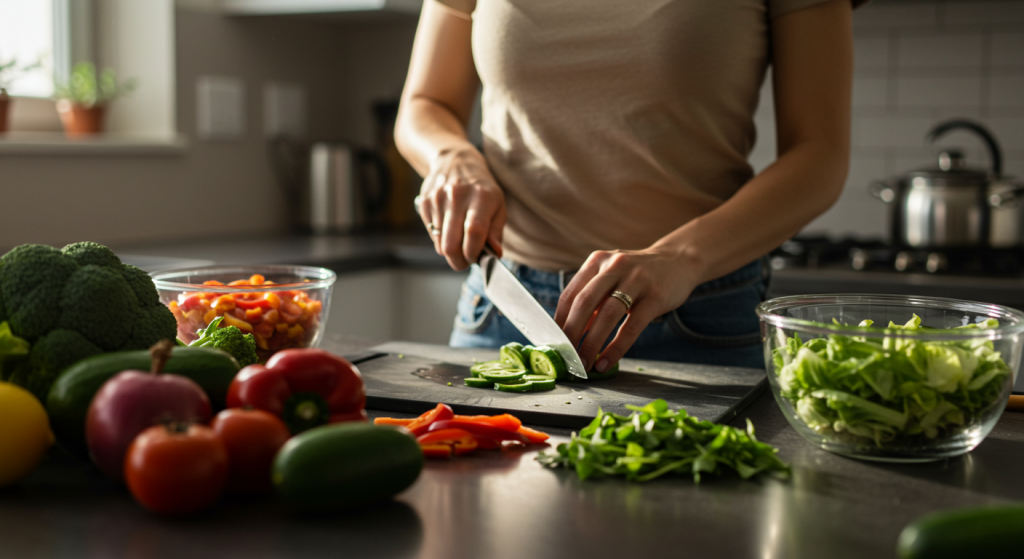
[650,141,849,283]
[395,97,480,178]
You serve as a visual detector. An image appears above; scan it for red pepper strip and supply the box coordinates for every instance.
[373,417,415,427]
[234,297,271,310]
[420,444,453,459]
[426,420,529,443]
[516,426,550,443]
[474,437,501,450]
[451,413,522,432]
[417,428,479,456]
[406,403,455,436]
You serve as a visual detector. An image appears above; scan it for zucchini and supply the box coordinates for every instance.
[529,346,566,381]
[46,346,240,458]
[897,505,1024,559]
[273,422,423,512]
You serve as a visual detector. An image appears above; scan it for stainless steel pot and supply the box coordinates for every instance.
[871,120,1024,248]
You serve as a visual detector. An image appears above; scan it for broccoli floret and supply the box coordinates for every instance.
[0,242,180,398]
[25,329,103,401]
[59,265,138,351]
[190,317,258,367]
[0,245,78,340]
[120,264,161,308]
[120,306,177,350]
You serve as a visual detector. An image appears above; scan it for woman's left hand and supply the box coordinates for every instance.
[554,248,702,373]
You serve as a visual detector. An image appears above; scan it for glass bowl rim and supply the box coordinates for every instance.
[756,293,1024,341]
[150,265,337,294]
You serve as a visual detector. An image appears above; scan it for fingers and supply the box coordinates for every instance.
[462,189,505,265]
[592,302,658,373]
[575,276,646,371]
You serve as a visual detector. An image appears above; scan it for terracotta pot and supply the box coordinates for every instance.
[57,99,106,137]
[0,91,9,134]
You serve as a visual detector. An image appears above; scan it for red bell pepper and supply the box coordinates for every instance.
[227,348,367,434]
[426,420,529,443]
[405,403,455,436]
[417,428,478,457]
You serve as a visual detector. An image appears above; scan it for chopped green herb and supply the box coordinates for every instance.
[398,354,404,359]
[447,382,452,386]
[637,367,644,371]
[537,399,789,483]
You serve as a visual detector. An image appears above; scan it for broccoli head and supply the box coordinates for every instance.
[190,317,258,367]
[0,242,178,399]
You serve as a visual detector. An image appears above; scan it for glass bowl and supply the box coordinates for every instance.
[151,265,336,362]
[756,294,1024,462]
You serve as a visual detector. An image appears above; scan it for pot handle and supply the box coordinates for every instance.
[989,184,1024,208]
[926,119,1003,177]
[869,181,896,203]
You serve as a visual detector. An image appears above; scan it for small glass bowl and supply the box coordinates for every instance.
[151,265,336,362]
[756,294,1024,462]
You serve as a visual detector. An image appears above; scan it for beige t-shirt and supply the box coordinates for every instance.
[436,0,860,272]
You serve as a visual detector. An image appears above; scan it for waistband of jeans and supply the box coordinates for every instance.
[501,256,769,294]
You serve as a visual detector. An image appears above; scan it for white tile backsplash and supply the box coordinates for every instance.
[765,0,1024,238]
[943,1,1024,25]
[898,33,984,68]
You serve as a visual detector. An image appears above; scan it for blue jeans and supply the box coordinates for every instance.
[449,258,769,369]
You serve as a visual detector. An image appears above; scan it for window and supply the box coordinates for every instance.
[0,0,57,97]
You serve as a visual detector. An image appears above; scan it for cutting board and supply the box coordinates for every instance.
[349,341,767,429]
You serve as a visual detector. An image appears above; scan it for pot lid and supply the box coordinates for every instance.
[906,150,990,185]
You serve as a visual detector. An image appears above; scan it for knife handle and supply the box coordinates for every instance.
[479,242,499,264]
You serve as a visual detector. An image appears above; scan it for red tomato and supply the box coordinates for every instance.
[124,424,229,515]
[210,408,291,495]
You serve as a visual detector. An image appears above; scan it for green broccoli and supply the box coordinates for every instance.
[0,242,177,400]
[189,316,258,367]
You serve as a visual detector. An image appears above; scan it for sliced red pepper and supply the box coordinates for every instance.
[417,428,479,456]
[452,413,522,432]
[516,425,550,443]
[474,437,501,450]
[373,417,415,427]
[426,420,529,443]
[420,444,453,459]
[406,403,455,436]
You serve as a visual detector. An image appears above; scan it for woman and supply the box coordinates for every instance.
[396,0,860,371]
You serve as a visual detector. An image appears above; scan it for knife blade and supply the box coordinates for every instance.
[478,245,588,379]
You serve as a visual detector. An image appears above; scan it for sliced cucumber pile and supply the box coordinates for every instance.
[462,342,621,392]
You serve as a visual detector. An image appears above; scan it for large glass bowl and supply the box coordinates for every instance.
[151,265,336,362]
[756,294,1024,462]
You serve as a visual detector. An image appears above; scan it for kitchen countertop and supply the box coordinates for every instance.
[2,334,1022,559]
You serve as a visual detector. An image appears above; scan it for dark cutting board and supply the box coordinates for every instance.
[350,341,767,429]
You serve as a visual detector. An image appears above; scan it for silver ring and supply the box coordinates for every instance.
[609,290,633,312]
[427,223,441,237]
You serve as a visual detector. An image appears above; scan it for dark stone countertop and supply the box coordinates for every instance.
[2,335,1022,559]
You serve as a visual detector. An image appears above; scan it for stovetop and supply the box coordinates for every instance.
[770,236,1024,277]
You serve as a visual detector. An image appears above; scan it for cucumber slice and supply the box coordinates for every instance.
[530,346,567,381]
[521,345,536,365]
[479,368,526,384]
[470,360,515,378]
[522,374,554,382]
[464,377,494,388]
[525,378,556,391]
[494,382,533,393]
[500,342,527,369]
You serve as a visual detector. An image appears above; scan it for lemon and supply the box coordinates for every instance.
[0,382,54,486]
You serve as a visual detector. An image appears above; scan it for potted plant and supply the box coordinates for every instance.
[0,57,42,134]
[54,62,136,137]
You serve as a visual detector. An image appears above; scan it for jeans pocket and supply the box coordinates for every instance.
[668,282,765,349]
[452,281,497,335]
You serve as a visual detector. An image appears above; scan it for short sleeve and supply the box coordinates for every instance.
[432,0,476,17]
[769,0,870,19]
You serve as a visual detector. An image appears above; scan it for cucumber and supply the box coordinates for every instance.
[588,360,620,380]
[46,346,240,458]
[464,377,493,388]
[470,360,513,378]
[529,346,566,381]
[524,378,556,391]
[494,382,533,393]
[897,505,1024,559]
[480,368,526,384]
[273,422,423,512]
[500,342,527,369]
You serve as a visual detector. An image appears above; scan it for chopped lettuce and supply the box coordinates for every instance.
[773,314,1010,446]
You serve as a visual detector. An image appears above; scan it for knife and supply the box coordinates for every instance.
[478,245,588,379]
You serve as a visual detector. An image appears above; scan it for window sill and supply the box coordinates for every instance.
[0,132,188,156]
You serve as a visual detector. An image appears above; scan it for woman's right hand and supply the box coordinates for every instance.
[416,146,506,271]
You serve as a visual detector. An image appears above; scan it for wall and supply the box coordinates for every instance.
[750,0,1024,240]
[0,2,417,250]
